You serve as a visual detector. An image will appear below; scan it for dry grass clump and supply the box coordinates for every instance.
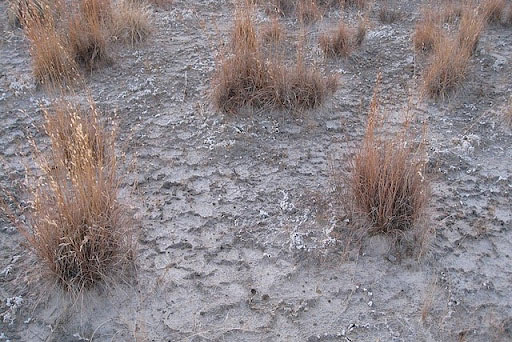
[349,84,428,237]
[264,0,334,18]
[412,8,443,53]
[261,16,284,43]
[440,1,463,23]
[379,3,401,24]
[17,0,149,86]
[457,7,485,54]
[112,0,152,46]
[22,99,132,292]
[68,0,112,70]
[319,19,366,57]
[266,0,295,16]
[297,0,321,24]
[212,7,336,113]
[22,9,79,87]
[413,3,484,98]
[481,0,506,23]
[423,36,470,98]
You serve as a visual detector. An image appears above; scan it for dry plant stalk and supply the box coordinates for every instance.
[350,79,429,238]
[22,99,133,293]
[319,18,366,57]
[212,5,336,113]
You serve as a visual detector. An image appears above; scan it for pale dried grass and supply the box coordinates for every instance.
[212,6,337,113]
[21,99,133,293]
[112,0,152,46]
[319,18,366,57]
[349,81,429,239]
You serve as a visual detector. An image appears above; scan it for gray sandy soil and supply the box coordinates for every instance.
[1,0,511,341]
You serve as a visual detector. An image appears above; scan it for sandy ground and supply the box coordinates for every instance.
[1,0,512,341]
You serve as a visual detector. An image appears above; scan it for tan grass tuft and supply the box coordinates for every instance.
[297,0,321,24]
[68,0,112,70]
[7,0,49,28]
[481,0,506,23]
[412,8,443,53]
[22,99,133,293]
[379,2,401,24]
[341,0,367,9]
[112,0,152,46]
[22,6,79,87]
[212,6,336,113]
[423,36,470,99]
[457,7,485,55]
[319,18,366,57]
[350,80,429,237]
[440,1,463,23]
[270,0,295,16]
[261,16,284,44]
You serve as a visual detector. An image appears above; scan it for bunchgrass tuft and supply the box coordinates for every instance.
[212,5,337,113]
[416,3,485,98]
[21,4,79,88]
[68,0,112,70]
[412,7,443,53]
[319,18,366,57]
[457,6,485,55]
[349,79,429,239]
[423,36,470,99]
[481,0,506,23]
[20,99,133,294]
[112,0,152,46]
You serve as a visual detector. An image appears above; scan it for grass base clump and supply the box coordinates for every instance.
[18,0,149,86]
[379,3,401,24]
[319,19,366,57]
[22,9,79,87]
[412,7,443,53]
[415,4,485,98]
[457,7,485,55]
[481,0,506,23]
[423,36,470,99]
[112,0,152,46]
[212,6,337,113]
[22,99,133,293]
[7,0,50,28]
[348,81,429,241]
[297,0,321,24]
[68,0,113,70]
